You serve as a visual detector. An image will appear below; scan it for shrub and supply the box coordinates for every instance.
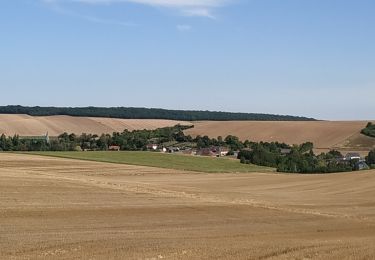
[366,149,375,165]
[240,157,246,164]
[361,122,375,138]
[226,150,235,156]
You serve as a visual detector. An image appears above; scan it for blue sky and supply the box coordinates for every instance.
[0,0,374,120]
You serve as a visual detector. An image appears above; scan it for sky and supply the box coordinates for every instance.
[0,0,374,120]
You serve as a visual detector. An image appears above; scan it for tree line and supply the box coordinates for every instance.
[0,125,193,152]
[0,105,316,121]
[0,126,250,152]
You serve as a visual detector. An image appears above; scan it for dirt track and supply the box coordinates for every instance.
[1,153,375,259]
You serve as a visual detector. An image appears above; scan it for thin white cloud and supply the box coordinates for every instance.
[43,0,231,18]
[76,14,136,26]
[42,0,136,26]
[176,24,192,31]
[182,8,215,19]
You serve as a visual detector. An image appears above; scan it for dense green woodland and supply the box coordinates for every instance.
[1,124,373,173]
[0,105,316,121]
[361,122,375,138]
[238,143,374,173]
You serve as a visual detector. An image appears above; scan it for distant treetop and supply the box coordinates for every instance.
[361,122,375,138]
[0,105,316,121]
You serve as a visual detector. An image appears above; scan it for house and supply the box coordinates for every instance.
[196,146,230,157]
[218,147,230,157]
[108,145,120,151]
[196,148,217,157]
[182,148,196,155]
[146,144,159,150]
[168,147,180,153]
[280,148,292,155]
[211,146,230,157]
[345,153,361,161]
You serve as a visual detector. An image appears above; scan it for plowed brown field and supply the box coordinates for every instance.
[1,153,375,259]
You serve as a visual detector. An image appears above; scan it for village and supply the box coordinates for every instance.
[143,143,369,170]
[2,124,374,173]
[145,143,231,157]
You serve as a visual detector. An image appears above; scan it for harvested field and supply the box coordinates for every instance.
[0,114,191,136]
[1,153,375,259]
[186,120,375,152]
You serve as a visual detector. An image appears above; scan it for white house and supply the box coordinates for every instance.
[345,153,361,161]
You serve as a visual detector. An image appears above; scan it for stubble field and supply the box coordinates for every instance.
[0,114,192,136]
[185,121,375,154]
[1,153,375,259]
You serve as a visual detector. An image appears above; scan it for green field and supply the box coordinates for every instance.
[27,151,274,173]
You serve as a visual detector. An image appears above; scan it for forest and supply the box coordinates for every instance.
[0,105,316,121]
[237,143,369,173]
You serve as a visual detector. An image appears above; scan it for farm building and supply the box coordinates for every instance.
[196,146,230,157]
[108,145,120,151]
[216,147,230,157]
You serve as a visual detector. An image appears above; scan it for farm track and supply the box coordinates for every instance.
[1,153,375,259]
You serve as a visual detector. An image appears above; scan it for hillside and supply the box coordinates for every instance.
[185,120,375,153]
[0,114,191,136]
[1,115,373,153]
[0,105,316,121]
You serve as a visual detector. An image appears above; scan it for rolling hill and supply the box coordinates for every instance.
[185,121,375,154]
[0,114,191,136]
[0,114,373,153]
